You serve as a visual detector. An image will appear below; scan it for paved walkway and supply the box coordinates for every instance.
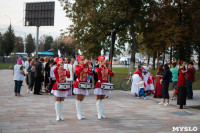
[0,70,200,133]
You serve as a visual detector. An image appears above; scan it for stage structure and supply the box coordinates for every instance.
[24,1,55,58]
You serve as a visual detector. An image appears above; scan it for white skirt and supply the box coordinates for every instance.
[94,88,111,95]
[51,90,69,97]
[73,88,89,96]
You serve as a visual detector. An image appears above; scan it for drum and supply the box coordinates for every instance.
[101,83,114,90]
[79,82,93,89]
[57,82,71,90]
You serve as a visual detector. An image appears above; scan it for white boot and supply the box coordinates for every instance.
[27,89,29,93]
[76,100,82,120]
[96,100,101,119]
[60,101,64,120]
[55,101,60,121]
[80,101,85,119]
[100,100,106,118]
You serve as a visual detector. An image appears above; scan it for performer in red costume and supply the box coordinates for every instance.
[94,54,114,119]
[73,54,93,120]
[51,57,70,121]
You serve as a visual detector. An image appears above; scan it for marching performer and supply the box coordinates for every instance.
[94,50,114,119]
[73,51,93,120]
[51,57,70,121]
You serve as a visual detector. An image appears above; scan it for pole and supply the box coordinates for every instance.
[36,26,39,58]
[109,30,114,83]
[24,34,26,53]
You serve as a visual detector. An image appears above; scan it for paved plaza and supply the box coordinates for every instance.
[0,70,200,133]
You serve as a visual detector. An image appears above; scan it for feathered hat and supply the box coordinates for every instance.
[98,49,105,61]
[77,49,85,61]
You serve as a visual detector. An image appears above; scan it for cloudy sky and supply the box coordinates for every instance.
[0,0,72,39]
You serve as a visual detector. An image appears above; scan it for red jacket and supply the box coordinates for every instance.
[94,65,114,88]
[73,63,93,88]
[52,66,70,91]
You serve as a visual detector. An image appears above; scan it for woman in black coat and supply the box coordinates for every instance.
[159,64,172,106]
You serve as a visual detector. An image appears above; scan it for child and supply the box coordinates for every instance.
[148,72,155,94]
[136,76,146,99]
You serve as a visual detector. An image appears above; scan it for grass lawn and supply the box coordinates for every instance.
[0,63,15,69]
[112,67,200,90]
[190,106,200,110]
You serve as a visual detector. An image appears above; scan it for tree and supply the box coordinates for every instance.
[0,32,3,55]
[2,24,15,56]
[52,36,75,58]
[14,36,24,52]
[38,35,46,52]
[44,36,53,51]
[25,34,35,56]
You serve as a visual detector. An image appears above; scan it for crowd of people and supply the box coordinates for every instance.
[131,61,196,106]
[12,52,114,121]
[12,54,196,120]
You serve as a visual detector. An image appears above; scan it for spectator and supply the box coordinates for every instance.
[93,59,99,86]
[170,62,179,100]
[27,58,36,93]
[154,65,164,98]
[34,58,43,95]
[19,55,25,66]
[13,59,25,96]
[24,56,31,87]
[185,62,196,99]
[159,64,172,106]
[50,62,57,95]
[176,61,186,95]
[44,57,50,92]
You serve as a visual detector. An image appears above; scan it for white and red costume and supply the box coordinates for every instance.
[51,57,70,121]
[73,56,93,95]
[51,64,70,97]
[94,64,114,95]
[131,70,142,95]
[147,76,155,91]
[73,54,93,120]
[94,55,114,119]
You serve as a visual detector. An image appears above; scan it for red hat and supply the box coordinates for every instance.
[55,57,63,64]
[77,55,85,61]
[98,56,105,61]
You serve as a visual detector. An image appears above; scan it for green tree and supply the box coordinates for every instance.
[14,36,24,52]
[2,24,15,56]
[44,36,53,51]
[0,32,3,55]
[26,34,35,56]
[38,35,46,52]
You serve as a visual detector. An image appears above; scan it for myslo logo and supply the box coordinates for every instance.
[172,127,198,132]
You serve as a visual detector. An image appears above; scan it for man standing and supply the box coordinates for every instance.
[185,62,196,99]
[25,57,31,92]
[34,58,43,95]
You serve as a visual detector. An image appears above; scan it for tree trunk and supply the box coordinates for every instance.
[163,50,165,64]
[152,53,156,70]
[147,56,150,67]
[170,46,173,64]
[129,23,138,73]
[198,52,200,72]
[157,52,160,69]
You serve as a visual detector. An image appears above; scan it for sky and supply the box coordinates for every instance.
[0,0,72,39]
